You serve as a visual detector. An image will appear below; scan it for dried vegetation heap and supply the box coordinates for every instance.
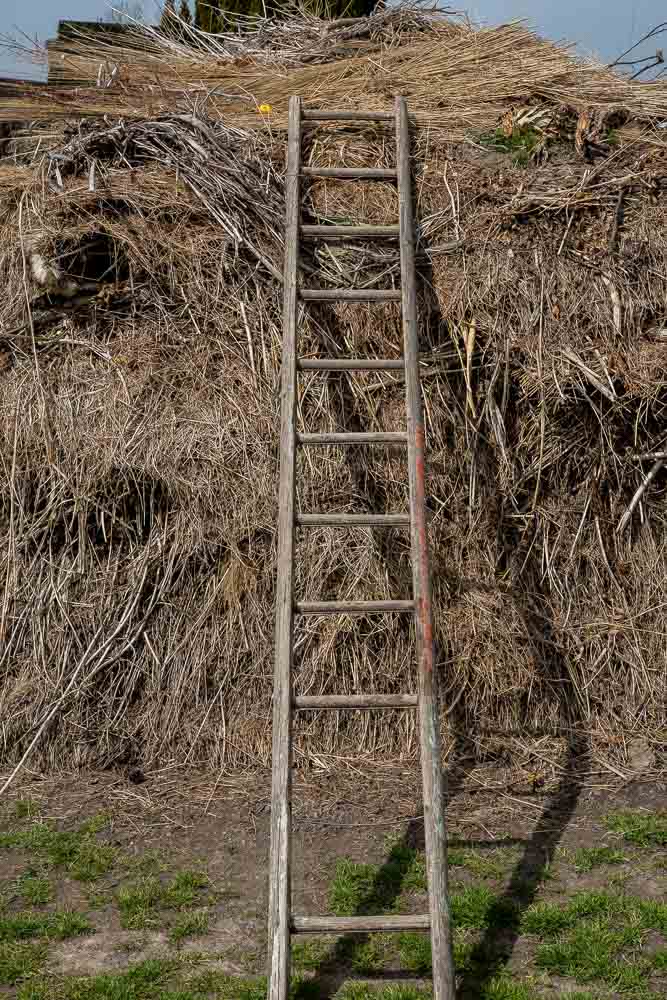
[0,7,666,786]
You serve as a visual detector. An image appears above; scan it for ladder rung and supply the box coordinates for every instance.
[295,600,414,615]
[292,914,430,933]
[300,288,402,302]
[301,167,397,180]
[297,432,406,445]
[301,224,399,239]
[297,512,409,527]
[294,694,418,710]
[296,513,409,527]
[302,110,395,122]
[298,358,404,371]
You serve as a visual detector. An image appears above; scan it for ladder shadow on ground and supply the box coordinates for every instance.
[301,727,473,998]
[301,726,590,999]
[457,731,591,998]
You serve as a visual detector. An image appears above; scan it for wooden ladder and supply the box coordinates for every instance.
[268,96,454,1000]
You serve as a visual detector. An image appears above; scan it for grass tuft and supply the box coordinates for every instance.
[0,819,116,882]
[168,910,210,945]
[0,940,47,986]
[14,800,40,821]
[16,872,53,906]
[451,885,518,930]
[573,846,626,871]
[0,910,91,943]
[329,842,424,916]
[291,939,331,972]
[334,986,431,999]
[521,901,574,937]
[448,849,510,879]
[604,810,667,847]
[16,957,182,999]
[116,870,211,930]
[397,931,432,974]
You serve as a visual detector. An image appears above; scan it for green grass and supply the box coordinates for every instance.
[0,910,91,942]
[291,939,331,971]
[450,885,517,930]
[397,932,432,975]
[117,871,211,930]
[334,986,431,1000]
[349,935,391,975]
[16,871,53,906]
[0,940,47,986]
[185,967,318,1000]
[521,891,667,998]
[14,800,40,820]
[0,818,117,882]
[604,810,667,848]
[161,871,209,909]
[117,878,164,930]
[638,899,667,934]
[482,977,537,1000]
[652,947,667,970]
[16,958,183,999]
[521,901,575,937]
[329,841,425,916]
[573,847,626,872]
[477,125,544,166]
[448,849,511,880]
[168,910,209,945]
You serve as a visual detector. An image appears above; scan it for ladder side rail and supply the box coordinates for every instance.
[267,94,302,1000]
[395,95,455,1000]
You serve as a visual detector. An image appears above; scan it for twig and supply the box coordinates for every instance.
[608,185,626,253]
[617,459,665,533]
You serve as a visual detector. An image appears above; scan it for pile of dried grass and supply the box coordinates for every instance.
[0,5,665,787]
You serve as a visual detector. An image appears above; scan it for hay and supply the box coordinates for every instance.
[0,6,665,784]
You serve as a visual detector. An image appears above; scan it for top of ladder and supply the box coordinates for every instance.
[301,109,394,122]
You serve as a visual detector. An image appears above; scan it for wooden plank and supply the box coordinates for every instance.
[396,95,454,1000]
[296,513,409,527]
[296,600,414,614]
[297,432,406,445]
[267,95,301,1000]
[301,224,399,238]
[294,694,418,710]
[300,288,401,302]
[292,914,430,933]
[301,167,397,180]
[302,110,394,122]
[298,358,404,371]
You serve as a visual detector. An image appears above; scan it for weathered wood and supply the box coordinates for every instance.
[296,513,409,527]
[296,600,414,614]
[268,99,452,998]
[396,95,454,1000]
[301,166,397,180]
[301,224,399,238]
[302,109,394,122]
[300,288,401,302]
[267,95,301,1000]
[298,358,404,370]
[292,914,430,933]
[294,694,418,710]
[297,432,406,445]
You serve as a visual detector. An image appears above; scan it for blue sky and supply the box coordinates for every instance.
[1,2,665,80]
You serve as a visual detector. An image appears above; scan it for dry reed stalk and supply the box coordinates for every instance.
[0,7,664,785]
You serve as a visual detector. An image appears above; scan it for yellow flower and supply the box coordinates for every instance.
[258,103,272,115]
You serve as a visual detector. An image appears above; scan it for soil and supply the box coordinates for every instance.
[1,764,665,997]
